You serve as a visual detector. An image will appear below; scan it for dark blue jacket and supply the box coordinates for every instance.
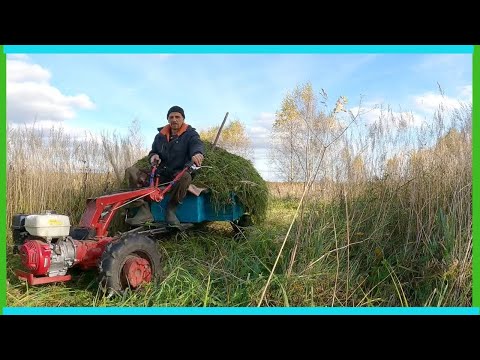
[148,123,204,177]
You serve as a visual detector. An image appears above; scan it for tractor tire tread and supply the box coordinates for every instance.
[98,233,162,296]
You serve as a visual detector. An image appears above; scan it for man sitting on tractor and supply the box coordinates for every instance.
[125,105,205,226]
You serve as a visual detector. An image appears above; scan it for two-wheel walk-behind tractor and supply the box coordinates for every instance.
[11,162,251,296]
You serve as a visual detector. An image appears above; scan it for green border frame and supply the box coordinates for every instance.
[0,45,6,314]
[473,45,479,308]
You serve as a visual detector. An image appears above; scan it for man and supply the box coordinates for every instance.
[127,105,204,226]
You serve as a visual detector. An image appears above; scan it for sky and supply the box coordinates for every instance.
[6,52,472,181]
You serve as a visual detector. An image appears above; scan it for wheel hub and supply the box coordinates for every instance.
[123,255,152,288]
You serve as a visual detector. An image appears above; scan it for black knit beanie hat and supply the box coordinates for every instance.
[167,106,185,119]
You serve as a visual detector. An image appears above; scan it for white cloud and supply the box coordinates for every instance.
[255,112,276,126]
[349,83,471,130]
[7,59,95,124]
[7,59,51,83]
[235,111,278,180]
[413,92,466,113]
[247,112,275,150]
[349,105,424,128]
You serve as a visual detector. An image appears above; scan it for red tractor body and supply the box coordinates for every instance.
[12,165,193,294]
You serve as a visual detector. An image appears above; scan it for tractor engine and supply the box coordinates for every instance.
[20,238,76,277]
[12,212,111,285]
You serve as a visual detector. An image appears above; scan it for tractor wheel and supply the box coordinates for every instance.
[237,214,253,227]
[98,233,163,296]
[231,214,253,235]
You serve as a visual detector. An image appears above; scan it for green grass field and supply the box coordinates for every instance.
[6,190,471,307]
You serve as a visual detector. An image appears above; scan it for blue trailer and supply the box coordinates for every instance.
[151,191,245,224]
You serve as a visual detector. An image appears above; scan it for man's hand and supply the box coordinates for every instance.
[192,153,204,167]
[150,154,160,165]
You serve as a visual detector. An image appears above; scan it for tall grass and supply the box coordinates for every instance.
[267,101,472,306]
[6,121,147,242]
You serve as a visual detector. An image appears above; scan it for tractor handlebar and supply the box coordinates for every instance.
[185,161,201,172]
[148,161,201,187]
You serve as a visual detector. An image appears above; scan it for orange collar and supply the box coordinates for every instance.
[160,123,188,142]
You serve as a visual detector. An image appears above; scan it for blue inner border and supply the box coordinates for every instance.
[3,45,474,54]
[4,307,479,315]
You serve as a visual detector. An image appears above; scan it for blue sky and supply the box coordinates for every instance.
[6,52,472,180]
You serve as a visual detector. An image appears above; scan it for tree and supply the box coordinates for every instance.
[199,119,253,159]
[270,82,348,183]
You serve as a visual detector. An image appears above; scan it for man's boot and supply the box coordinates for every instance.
[125,200,154,226]
[165,200,180,225]
[165,171,190,226]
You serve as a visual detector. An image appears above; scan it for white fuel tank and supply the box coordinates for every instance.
[25,212,71,238]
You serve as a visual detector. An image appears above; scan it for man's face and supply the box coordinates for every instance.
[168,112,184,131]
